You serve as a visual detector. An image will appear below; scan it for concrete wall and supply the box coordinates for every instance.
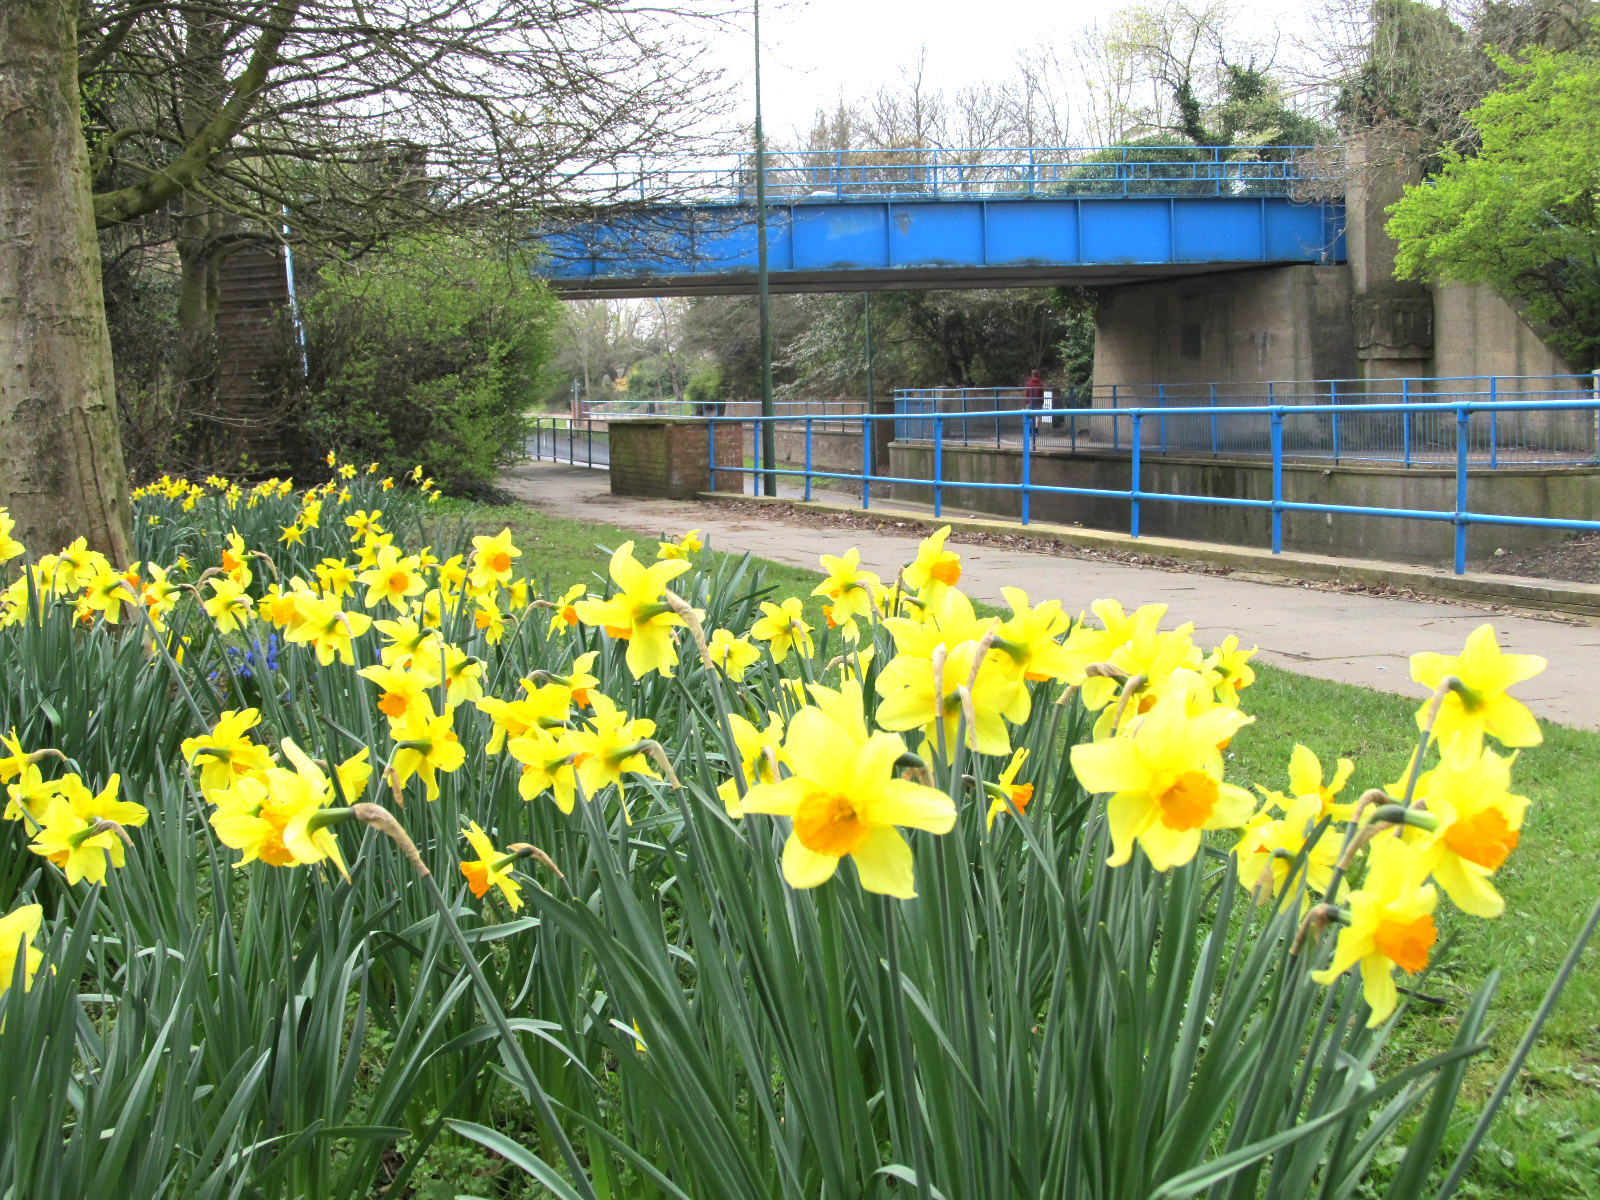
[1430,282,1575,381]
[888,442,1600,565]
[1092,265,1356,388]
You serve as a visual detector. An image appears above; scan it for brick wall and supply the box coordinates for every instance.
[610,419,746,499]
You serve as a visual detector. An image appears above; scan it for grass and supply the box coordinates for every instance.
[449,495,1600,1198]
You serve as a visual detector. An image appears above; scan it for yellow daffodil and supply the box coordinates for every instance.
[507,725,579,812]
[390,698,465,801]
[29,792,129,885]
[707,628,760,681]
[1070,700,1255,870]
[749,597,814,663]
[741,705,956,899]
[469,528,521,590]
[1405,736,1529,918]
[80,564,137,625]
[357,544,426,613]
[204,578,254,634]
[1234,793,1341,907]
[459,822,523,910]
[812,547,881,623]
[1284,743,1356,821]
[984,747,1035,830]
[286,595,373,666]
[345,508,382,538]
[1204,635,1258,706]
[315,557,358,598]
[717,712,784,818]
[1410,623,1545,749]
[0,904,44,997]
[220,530,253,586]
[1312,835,1438,1026]
[875,639,1022,759]
[546,583,586,638]
[357,663,434,725]
[566,694,659,818]
[902,525,961,596]
[995,587,1075,683]
[4,763,64,824]
[656,529,703,559]
[0,509,24,564]
[572,542,690,679]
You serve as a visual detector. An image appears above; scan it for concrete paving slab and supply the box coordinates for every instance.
[501,463,1600,731]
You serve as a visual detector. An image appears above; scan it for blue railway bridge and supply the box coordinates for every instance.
[538,146,1345,298]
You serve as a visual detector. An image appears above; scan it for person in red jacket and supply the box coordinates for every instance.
[1023,368,1045,409]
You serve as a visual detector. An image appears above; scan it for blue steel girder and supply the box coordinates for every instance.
[539,194,1346,298]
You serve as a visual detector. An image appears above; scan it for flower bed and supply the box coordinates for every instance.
[0,464,1589,1199]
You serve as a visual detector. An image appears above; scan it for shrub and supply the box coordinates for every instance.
[303,237,559,490]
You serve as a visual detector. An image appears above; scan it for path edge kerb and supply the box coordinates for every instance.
[700,491,1600,620]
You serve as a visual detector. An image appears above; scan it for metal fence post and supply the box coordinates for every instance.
[804,417,814,501]
[1112,385,1121,452]
[1454,404,1470,574]
[1209,383,1219,457]
[1130,413,1142,539]
[1329,379,1340,464]
[708,419,717,491]
[587,420,593,467]
[861,413,872,511]
[933,417,944,518]
[1270,407,1284,554]
[1489,377,1499,469]
[1021,413,1032,526]
[1402,377,1412,468]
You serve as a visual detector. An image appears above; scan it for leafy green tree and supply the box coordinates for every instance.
[1388,45,1600,367]
[303,238,559,490]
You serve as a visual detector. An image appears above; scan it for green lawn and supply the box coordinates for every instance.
[449,497,1600,1198]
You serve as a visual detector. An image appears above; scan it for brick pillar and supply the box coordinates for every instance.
[609,418,741,499]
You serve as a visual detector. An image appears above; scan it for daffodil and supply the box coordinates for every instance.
[0,904,44,997]
[717,712,784,818]
[507,725,579,812]
[204,578,254,634]
[80,564,137,624]
[29,794,128,885]
[902,525,961,596]
[749,597,814,663]
[545,583,586,638]
[1405,736,1529,918]
[469,528,521,590]
[181,709,275,800]
[1410,623,1545,749]
[741,705,956,898]
[656,529,703,559]
[1204,635,1258,706]
[357,663,434,725]
[1285,743,1356,821]
[875,640,1022,759]
[390,698,465,801]
[0,509,25,564]
[315,557,358,598]
[1312,835,1439,1026]
[4,764,63,824]
[572,542,690,679]
[357,544,426,613]
[566,694,659,817]
[286,595,373,666]
[220,530,253,586]
[1233,793,1341,907]
[210,739,357,878]
[459,822,524,910]
[345,508,382,538]
[984,747,1035,829]
[812,547,880,623]
[707,628,761,681]
[1070,700,1255,870]
[476,685,570,754]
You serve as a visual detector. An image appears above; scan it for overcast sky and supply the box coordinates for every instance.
[704,0,1327,142]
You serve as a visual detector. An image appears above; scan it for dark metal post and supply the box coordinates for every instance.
[804,417,813,501]
[754,0,777,495]
[864,292,875,411]
[1021,413,1032,525]
[933,417,944,517]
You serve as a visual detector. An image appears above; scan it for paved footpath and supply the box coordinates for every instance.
[502,463,1600,731]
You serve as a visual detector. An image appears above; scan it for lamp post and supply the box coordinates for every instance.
[754,0,776,495]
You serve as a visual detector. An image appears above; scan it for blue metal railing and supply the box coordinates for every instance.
[572,145,1329,205]
[708,398,1600,575]
[527,417,609,468]
[895,377,1600,467]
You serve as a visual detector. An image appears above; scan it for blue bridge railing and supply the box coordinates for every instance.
[707,396,1600,575]
[573,145,1331,205]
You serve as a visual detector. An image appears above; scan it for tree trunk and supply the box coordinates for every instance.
[0,0,132,564]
